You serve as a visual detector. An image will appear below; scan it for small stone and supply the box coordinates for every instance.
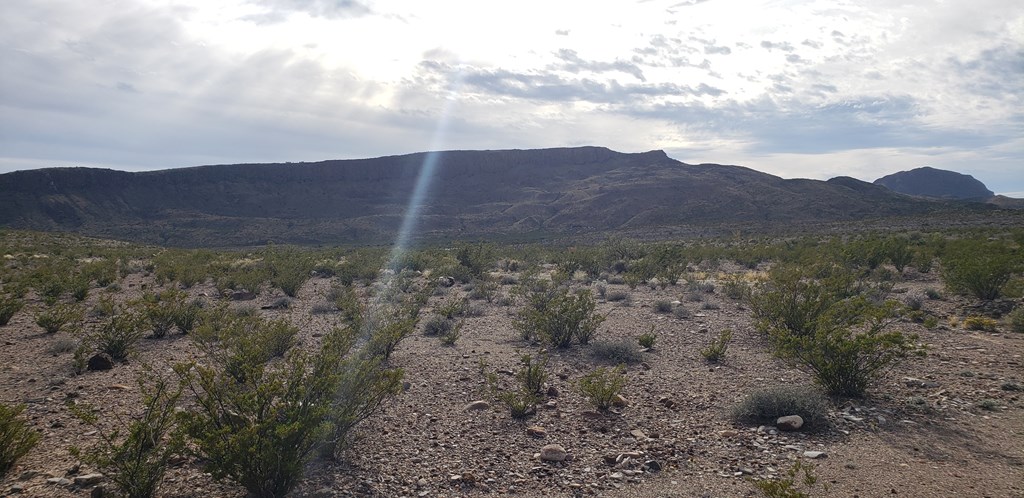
[543,400,558,409]
[10,484,24,493]
[108,384,130,391]
[643,460,662,472]
[580,410,603,420]
[609,472,624,480]
[87,353,114,371]
[611,394,629,407]
[539,444,568,462]
[776,415,804,431]
[546,385,560,397]
[448,474,462,484]
[657,396,674,408]
[719,429,739,438]
[527,425,547,437]
[74,474,105,486]
[46,478,72,486]
[464,400,490,411]
[803,451,827,459]
[629,429,648,440]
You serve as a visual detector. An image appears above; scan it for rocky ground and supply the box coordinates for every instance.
[1,264,1022,497]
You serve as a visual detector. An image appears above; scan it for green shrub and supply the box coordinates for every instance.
[701,329,733,362]
[963,316,998,332]
[90,311,146,360]
[0,296,22,326]
[35,302,83,334]
[517,354,548,394]
[174,299,202,334]
[423,315,452,336]
[1010,307,1024,333]
[638,330,657,349]
[941,242,1021,300]
[439,320,462,346]
[176,345,336,497]
[515,287,604,348]
[753,460,825,498]
[496,389,538,419]
[591,340,643,364]
[730,385,829,430]
[722,276,752,300]
[323,328,404,454]
[70,370,183,498]
[653,300,673,313]
[0,403,40,478]
[749,264,860,339]
[578,365,626,410]
[924,288,942,300]
[772,299,921,397]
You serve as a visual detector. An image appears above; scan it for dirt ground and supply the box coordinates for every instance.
[1,265,1022,497]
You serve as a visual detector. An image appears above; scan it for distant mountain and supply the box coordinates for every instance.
[0,147,1002,246]
[873,166,994,200]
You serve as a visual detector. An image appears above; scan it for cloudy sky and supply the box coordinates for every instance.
[2,0,1022,195]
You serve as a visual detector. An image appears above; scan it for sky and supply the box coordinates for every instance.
[2,0,1022,196]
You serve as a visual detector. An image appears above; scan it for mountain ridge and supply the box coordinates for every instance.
[0,147,1004,246]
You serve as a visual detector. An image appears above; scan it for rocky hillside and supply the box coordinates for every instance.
[0,147,993,246]
[873,166,995,200]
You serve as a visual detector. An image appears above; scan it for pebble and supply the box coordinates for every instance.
[527,425,547,437]
[74,473,105,486]
[464,400,490,411]
[803,451,827,459]
[611,394,629,407]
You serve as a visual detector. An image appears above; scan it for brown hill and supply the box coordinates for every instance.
[0,147,995,246]
[873,166,994,200]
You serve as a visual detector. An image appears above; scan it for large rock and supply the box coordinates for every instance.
[87,353,114,371]
[539,444,568,462]
[776,415,804,431]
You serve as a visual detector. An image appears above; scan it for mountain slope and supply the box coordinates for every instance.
[873,166,994,200]
[0,147,988,246]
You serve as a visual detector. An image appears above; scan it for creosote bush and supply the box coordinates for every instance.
[578,365,626,411]
[0,296,23,326]
[515,285,604,348]
[751,265,922,397]
[90,310,146,360]
[963,316,998,332]
[730,385,830,430]
[35,302,83,334]
[941,241,1021,301]
[0,403,40,478]
[753,460,826,498]
[638,329,657,349]
[70,370,183,498]
[701,329,733,362]
[1010,307,1024,333]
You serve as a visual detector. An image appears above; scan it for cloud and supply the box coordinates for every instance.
[552,49,646,81]
[760,40,795,52]
[244,0,370,23]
